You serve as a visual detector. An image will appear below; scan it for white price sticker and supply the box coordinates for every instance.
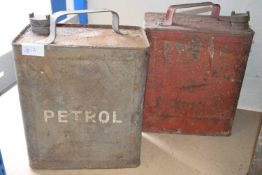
[22,43,45,57]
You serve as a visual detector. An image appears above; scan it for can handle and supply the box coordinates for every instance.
[44,9,122,44]
[165,2,221,25]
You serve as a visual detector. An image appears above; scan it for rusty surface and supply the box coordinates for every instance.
[16,24,148,48]
[143,12,254,135]
[29,13,50,35]
[248,121,262,175]
[12,24,149,169]
[145,12,253,35]
[230,11,250,31]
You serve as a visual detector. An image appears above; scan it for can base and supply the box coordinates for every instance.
[143,118,233,136]
[30,158,140,169]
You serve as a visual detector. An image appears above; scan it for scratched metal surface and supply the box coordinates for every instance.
[12,24,149,169]
[143,12,254,135]
[144,13,253,35]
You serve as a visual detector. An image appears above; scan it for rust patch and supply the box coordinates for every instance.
[220,46,229,57]
[133,80,139,91]
[174,42,184,61]
[163,41,170,63]
[155,97,161,107]
[187,39,201,60]
[171,98,181,108]
[153,37,158,64]
[180,83,207,90]
[160,114,174,119]
[212,69,218,76]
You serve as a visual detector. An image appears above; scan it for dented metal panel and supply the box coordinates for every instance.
[12,23,149,169]
[143,3,254,135]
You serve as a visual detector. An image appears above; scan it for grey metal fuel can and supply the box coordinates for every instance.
[12,10,149,169]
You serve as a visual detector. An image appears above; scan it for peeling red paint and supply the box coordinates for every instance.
[143,12,254,135]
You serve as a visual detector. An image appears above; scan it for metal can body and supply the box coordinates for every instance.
[143,10,254,135]
[12,24,149,169]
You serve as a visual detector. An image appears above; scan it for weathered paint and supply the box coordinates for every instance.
[12,24,149,169]
[43,110,122,124]
[248,121,262,175]
[143,12,254,135]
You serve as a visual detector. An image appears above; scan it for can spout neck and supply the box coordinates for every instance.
[230,11,250,30]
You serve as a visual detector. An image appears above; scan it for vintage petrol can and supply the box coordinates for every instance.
[143,2,254,135]
[12,10,149,169]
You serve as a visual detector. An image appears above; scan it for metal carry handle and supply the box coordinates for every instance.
[165,2,221,25]
[44,9,122,44]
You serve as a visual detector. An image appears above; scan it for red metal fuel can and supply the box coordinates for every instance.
[143,2,254,135]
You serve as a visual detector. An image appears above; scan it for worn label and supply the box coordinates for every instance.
[22,43,44,57]
[43,110,122,124]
